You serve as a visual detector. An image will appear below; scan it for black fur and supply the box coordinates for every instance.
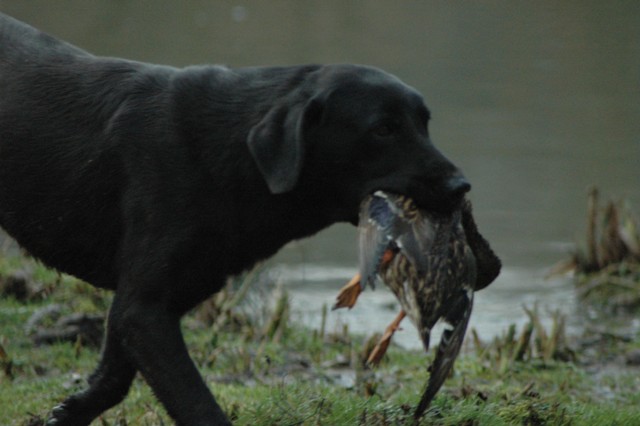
[0,13,470,426]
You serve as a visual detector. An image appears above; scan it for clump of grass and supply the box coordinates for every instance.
[554,187,640,310]
[194,270,258,335]
[261,284,290,343]
[579,187,640,272]
[472,305,576,374]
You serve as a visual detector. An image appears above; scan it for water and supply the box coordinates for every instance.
[1,1,638,348]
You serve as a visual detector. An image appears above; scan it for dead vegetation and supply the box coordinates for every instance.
[551,187,640,310]
[471,305,576,374]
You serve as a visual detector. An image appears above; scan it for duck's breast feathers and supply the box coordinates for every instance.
[358,191,456,283]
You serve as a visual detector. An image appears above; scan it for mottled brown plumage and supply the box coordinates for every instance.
[334,191,501,419]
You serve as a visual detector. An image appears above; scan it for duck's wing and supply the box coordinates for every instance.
[396,212,436,275]
[359,192,438,288]
[461,200,502,291]
[414,288,474,419]
[358,194,395,289]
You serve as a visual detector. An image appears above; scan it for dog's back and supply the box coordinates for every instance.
[0,12,90,62]
[0,13,173,288]
[0,13,313,289]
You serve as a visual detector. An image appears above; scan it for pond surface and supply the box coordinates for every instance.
[2,1,638,348]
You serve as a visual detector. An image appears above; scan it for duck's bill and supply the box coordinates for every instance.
[414,290,474,419]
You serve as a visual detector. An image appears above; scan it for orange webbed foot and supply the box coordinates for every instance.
[367,310,407,366]
[332,273,362,310]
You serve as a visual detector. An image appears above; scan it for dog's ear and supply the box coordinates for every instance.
[247,95,324,194]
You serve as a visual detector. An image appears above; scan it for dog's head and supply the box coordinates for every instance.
[247,64,469,223]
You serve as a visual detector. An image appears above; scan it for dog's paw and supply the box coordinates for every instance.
[45,402,88,426]
[45,404,69,425]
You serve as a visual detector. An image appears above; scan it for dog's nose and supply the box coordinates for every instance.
[446,175,471,200]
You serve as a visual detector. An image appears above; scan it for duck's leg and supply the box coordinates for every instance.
[332,273,362,310]
[367,310,407,366]
[333,249,397,311]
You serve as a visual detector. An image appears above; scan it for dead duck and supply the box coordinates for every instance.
[333,191,501,417]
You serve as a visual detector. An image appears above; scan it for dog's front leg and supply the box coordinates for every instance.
[112,290,231,426]
[46,308,137,426]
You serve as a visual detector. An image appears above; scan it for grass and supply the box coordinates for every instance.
[1,254,640,425]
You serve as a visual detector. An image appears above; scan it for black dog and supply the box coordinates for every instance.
[0,13,470,426]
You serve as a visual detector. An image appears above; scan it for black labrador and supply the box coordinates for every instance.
[0,13,470,426]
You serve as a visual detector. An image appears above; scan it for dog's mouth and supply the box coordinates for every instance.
[349,172,469,226]
[360,185,466,220]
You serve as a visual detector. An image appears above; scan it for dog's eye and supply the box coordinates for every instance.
[418,106,431,126]
[372,123,397,138]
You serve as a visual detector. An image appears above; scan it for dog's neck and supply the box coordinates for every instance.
[167,66,351,269]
